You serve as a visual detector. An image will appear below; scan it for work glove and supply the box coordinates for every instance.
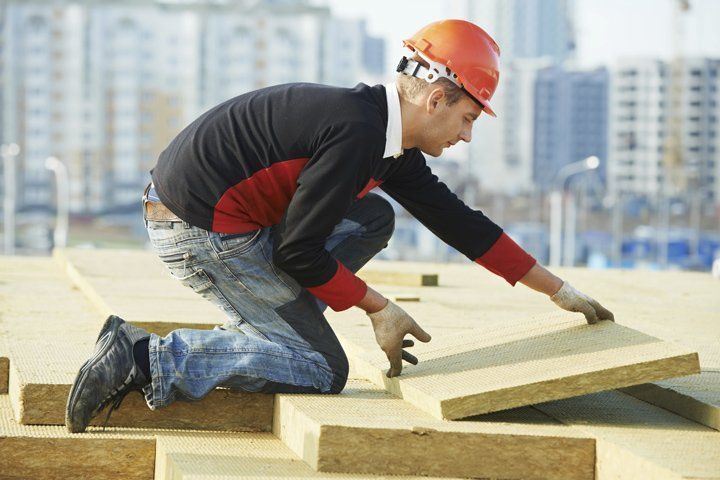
[367,300,432,378]
[550,281,615,325]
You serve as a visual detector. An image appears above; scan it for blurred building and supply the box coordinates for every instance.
[449,0,576,196]
[0,0,385,224]
[533,66,608,190]
[608,58,720,203]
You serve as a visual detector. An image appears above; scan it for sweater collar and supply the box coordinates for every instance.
[383,82,403,159]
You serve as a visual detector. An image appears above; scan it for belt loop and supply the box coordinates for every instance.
[142,182,151,228]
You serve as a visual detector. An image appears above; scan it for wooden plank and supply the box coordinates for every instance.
[156,431,459,480]
[273,379,595,479]
[6,339,273,431]
[621,370,720,431]
[0,394,156,479]
[535,390,720,479]
[336,312,700,420]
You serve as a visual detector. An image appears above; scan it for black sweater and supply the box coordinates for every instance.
[150,82,535,311]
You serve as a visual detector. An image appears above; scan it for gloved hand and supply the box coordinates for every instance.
[550,281,615,324]
[367,300,432,378]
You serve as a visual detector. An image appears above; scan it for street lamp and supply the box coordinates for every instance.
[2,143,20,255]
[45,156,69,249]
[549,156,600,267]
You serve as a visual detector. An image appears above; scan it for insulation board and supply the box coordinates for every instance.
[7,340,273,431]
[273,379,595,479]
[0,394,156,480]
[535,390,720,479]
[337,313,700,419]
[357,268,438,286]
[0,258,273,430]
[156,431,460,480]
[0,339,7,395]
[53,248,225,334]
[621,370,720,431]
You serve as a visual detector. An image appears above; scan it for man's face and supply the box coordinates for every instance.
[418,89,483,157]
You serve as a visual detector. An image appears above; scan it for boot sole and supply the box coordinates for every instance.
[65,315,123,433]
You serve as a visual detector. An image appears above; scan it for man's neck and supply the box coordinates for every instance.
[399,94,422,150]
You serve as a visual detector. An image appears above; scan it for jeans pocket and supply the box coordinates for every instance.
[211,229,262,258]
[174,267,215,295]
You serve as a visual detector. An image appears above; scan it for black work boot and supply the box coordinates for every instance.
[65,315,150,433]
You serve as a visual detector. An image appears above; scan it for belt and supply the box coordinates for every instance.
[142,183,183,222]
[145,201,182,222]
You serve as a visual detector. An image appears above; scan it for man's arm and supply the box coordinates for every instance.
[380,149,535,285]
[518,261,614,324]
[271,122,384,312]
[518,263,563,295]
[381,150,614,324]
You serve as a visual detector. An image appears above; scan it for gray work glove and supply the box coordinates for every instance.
[367,300,432,378]
[550,281,615,324]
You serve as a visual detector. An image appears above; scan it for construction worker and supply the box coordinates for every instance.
[66,19,614,433]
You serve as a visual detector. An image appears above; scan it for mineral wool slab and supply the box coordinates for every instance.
[535,390,720,479]
[0,394,156,480]
[7,340,273,431]
[156,431,462,480]
[273,379,595,479]
[339,314,700,419]
[0,339,8,395]
[621,369,720,431]
[53,248,225,334]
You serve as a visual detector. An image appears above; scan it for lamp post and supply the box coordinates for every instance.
[2,143,20,255]
[45,156,69,249]
[549,156,600,267]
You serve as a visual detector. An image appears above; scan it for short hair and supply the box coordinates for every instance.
[396,54,465,106]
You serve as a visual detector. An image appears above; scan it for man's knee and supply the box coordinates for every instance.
[327,350,349,394]
[357,193,395,244]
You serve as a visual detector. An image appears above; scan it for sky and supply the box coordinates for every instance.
[312,0,720,73]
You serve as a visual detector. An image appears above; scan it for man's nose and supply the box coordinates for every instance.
[460,126,472,143]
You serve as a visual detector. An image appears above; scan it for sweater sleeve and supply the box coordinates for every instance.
[271,122,385,311]
[380,149,536,285]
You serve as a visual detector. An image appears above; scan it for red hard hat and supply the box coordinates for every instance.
[403,19,500,117]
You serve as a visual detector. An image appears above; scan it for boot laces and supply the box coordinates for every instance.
[98,372,141,431]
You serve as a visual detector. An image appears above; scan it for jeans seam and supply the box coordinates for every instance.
[208,258,272,341]
[258,235,298,299]
[157,348,321,364]
[190,266,272,341]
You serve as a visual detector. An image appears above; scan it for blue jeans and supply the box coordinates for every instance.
[141,193,394,409]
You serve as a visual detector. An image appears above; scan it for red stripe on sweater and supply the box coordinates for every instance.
[356,178,383,199]
[212,158,309,233]
[475,233,537,286]
[306,260,368,312]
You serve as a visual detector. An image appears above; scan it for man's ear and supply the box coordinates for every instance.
[425,87,446,114]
